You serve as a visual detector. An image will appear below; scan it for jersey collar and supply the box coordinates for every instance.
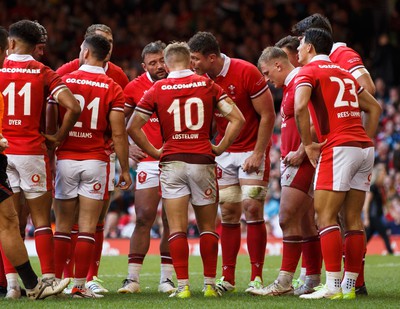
[310,54,331,63]
[146,71,155,83]
[167,69,194,78]
[330,42,346,55]
[216,53,230,77]
[79,64,106,74]
[284,67,301,86]
[7,54,35,61]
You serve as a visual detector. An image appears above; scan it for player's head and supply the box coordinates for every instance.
[188,31,221,75]
[85,24,113,62]
[32,21,47,60]
[79,34,111,66]
[297,28,333,65]
[141,40,167,81]
[164,42,191,71]
[0,26,8,67]
[275,35,300,67]
[291,13,332,36]
[9,20,42,53]
[258,46,291,88]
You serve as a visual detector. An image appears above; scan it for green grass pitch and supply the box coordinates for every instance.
[1,255,398,308]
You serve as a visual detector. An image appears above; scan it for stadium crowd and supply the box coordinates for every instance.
[0,0,399,301]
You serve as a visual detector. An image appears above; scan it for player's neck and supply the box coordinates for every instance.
[208,56,224,79]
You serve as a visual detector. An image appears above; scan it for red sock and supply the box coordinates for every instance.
[302,235,322,275]
[0,252,6,287]
[86,223,104,281]
[0,244,16,274]
[221,223,241,285]
[356,249,366,287]
[128,253,145,264]
[280,236,302,273]
[200,232,219,278]
[247,221,266,280]
[54,232,71,279]
[344,230,364,274]
[34,226,55,274]
[319,225,342,272]
[160,252,173,265]
[168,232,188,280]
[74,232,95,279]
[64,224,78,278]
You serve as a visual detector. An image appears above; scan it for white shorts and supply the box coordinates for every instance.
[55,159,109,200]
[159,161,217,206]
[314,146,374,192]
[135,161,160,190]
[215,151,268,186]
[6,154,52,195]
[109,153,116,192]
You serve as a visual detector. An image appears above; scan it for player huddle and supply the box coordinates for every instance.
[0,13,380,301]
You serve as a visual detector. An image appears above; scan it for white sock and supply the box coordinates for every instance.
[160,263,174,283]
[42,273,55,280]
[304,274,320,287]
[6,273,19,289]
[277,270,294,287]
[326,271,342,292]
[204,277,215,286]
[177,279,189,288]
[74,278,86,289]
[127,263,142,282]
[341,271,358,294]
[299,267,306,282]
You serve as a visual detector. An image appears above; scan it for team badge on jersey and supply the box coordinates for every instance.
[228,84,236,96]
[138,171,148,183]
[31,174,41,183]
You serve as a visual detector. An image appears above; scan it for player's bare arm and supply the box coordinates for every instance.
[110,110,132,190]
[212,98,245,156]
[127,111,162,160]
[357,90,382,138]
[43,87,81,149]
[356,70,376,96]
[242,90,275,173]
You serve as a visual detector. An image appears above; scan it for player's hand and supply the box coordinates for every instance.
[129,144,147,163]
[304,140,327,168]
[41,132,61,150]
[153,147,163,160]
[242,151,263,174]
[283,149,305,166]
[0,135,9,152]
[211,144,223,156]
[117,171,132,190]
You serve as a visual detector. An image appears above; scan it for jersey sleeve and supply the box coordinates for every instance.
[135,86,155,117]
[295,66,315,90]
[123,81,136,109]
[42,66,68,96]
[56,59,79,77]
[111,83,126,112]
[243,63,269,99]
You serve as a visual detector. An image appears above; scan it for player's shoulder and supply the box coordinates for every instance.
[230,57,258,71]
[56,58,79,75]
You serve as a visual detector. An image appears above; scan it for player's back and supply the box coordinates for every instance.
[329,43,365,76]
[138,71,225,159]
[57,65,124,161]
[296,56,371,147]
[0,54,65,155]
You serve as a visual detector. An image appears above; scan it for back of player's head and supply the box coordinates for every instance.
[258,46,288,68]
[164,42,191,67]
[187,31,221,56]
[141,40,166,61]
[275,35,300,53]
[292,13,332,36]
[304,28,333,55]
[84,34,111,62]
[33,21,47,44]
[9,19,42,46]
[85,24,112,38]
[0,26,8,51]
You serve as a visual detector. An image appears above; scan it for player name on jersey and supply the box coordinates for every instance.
[337,111,361,118]
[171,133,199,140]
[68,130,93,138]
[65,77,109,89]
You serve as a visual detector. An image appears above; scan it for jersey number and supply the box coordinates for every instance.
[74,95,100,129]
[167,98,204,132]
[3,82,31,116]
[330,77,358,108]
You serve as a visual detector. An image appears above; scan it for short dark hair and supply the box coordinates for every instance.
[9,20,41,46]
[304,28,333,55]
[84,34,111,62]
[187,31,220,56]
[275,35,300,53]
[141,40,166,61]
[291,13,332,36]
[0,26,8,51]
[85,24,112,38]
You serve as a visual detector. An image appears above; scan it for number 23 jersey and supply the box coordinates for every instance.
[295,55,372,148]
